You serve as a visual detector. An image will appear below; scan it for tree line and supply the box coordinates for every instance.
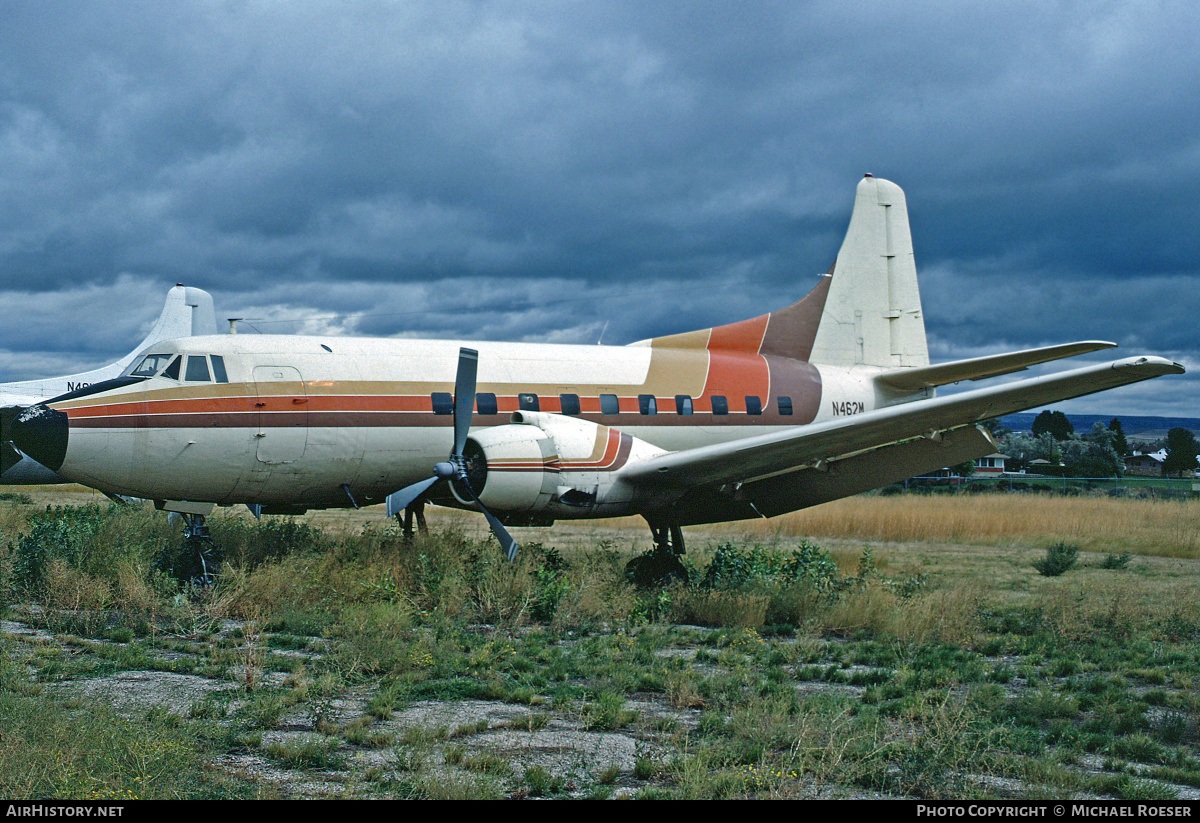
[991,411,1199,478]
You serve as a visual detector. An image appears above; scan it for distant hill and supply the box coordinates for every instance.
[998,413,1200,441]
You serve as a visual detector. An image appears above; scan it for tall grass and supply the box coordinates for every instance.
[3,493,1200,800]
[708,495,1200,558]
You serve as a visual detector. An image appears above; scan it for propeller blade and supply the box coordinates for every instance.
[452,347,478,458]
[385,476,440,518]
[481,505,520,562]
[455,477,520,561]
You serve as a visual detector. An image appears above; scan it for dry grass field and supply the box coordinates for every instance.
[708,493,1200,557]
[1,485,1198,799]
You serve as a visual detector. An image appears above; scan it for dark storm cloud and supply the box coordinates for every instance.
[1,1,1197,413]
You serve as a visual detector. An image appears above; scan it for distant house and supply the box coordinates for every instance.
[924,453,1008,479]
[974,453,1008,473]
[1024,458,1069,476]
[1125,449,1166,477]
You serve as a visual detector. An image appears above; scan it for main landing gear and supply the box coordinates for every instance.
[398,500,429,542]
[624,518,690,587]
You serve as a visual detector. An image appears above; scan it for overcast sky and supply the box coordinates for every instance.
[2,1,1197,417]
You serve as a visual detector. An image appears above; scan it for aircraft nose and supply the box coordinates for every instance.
[10,404,68,473]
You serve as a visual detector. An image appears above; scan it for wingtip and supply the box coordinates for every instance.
[1114,356,1186,375]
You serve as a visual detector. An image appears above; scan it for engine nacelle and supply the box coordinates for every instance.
[453,422,558,511]
[452,411,666,517]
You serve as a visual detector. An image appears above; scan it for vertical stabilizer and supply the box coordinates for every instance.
[808,176,929,369]
[122,285,218,368]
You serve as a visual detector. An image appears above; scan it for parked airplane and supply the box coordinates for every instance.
[1,284,217,484]
[9,177,1184,579]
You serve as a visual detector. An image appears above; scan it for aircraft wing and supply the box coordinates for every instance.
[618,355,1183,494]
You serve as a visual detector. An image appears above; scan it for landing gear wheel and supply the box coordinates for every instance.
[625,518,690,587]
[156,537,222,589]
[624,551,689,588]
[157,513,223,589]
[190,538,220,589]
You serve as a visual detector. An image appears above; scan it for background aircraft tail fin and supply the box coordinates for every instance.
[808,175,929,369]
[121,285,217,367]
[0,285,217,402]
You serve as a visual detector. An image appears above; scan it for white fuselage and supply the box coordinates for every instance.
[38,333,883,517]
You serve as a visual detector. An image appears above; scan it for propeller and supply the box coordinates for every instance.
[385,347,520,560]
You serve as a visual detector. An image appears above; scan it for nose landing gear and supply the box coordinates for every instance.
[158,511,222,589]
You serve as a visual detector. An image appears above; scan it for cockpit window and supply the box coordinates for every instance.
[130,354,175,377]
[162,356,182,380]
[185,355,211,382]
[210,355,229,383]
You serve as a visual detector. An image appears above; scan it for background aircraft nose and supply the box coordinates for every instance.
[10,404,68,473]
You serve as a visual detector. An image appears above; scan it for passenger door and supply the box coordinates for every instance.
[253,365,308,464]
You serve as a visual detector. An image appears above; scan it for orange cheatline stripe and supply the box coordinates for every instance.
[54,341,790,422]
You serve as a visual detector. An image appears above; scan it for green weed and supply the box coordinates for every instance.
[1100,551,1133,570]
[1034,542,1078,576]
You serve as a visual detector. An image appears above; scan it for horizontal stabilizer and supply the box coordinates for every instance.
[874,341,1117,392]
[619,355,1184,491]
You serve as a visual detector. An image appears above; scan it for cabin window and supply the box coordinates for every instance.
[210,355,229,383]
[431,392,453,415]
[476,392,498,415]
[638,394,657,415]
[518,393,539,411]
[745,395,762,416]
[131,353,174,377]
[777,396,793,416]
[711,395,728,415]
[559,393,581,415]
[162,356,182,381]
[675,395,693,415]
[185,356,211,382]
[600,394,619,415]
